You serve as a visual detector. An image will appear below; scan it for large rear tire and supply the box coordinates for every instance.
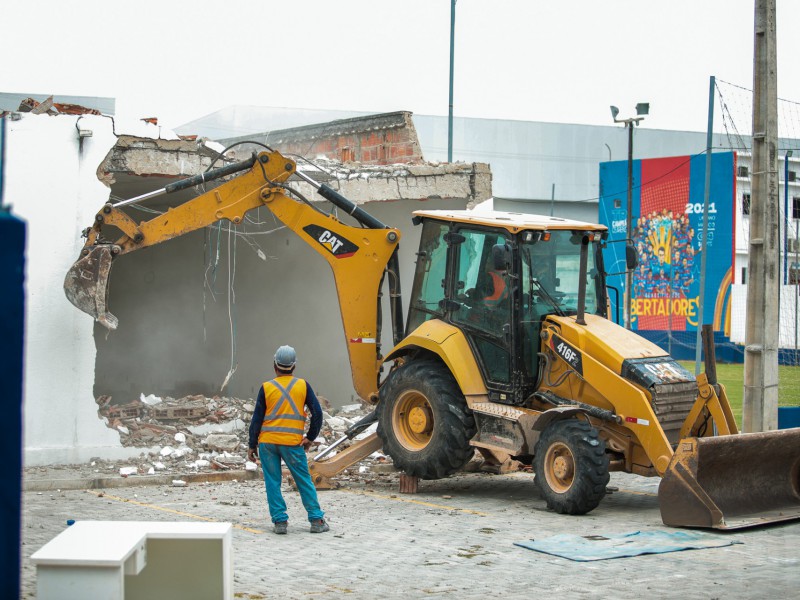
[533,419,609,515]
[377,359,476,479]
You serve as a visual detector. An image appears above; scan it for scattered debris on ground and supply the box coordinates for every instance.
[25,397,403,484]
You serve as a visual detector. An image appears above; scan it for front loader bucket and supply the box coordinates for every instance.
[63,245,119,330]
[659,429,800,529]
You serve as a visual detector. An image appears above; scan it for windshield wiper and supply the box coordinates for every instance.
[531,278,566,317]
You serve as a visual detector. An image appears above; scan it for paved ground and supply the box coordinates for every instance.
[21,468,800,599]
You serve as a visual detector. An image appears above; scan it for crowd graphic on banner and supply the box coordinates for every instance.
[631,209,699,300]
[600,152,740,359]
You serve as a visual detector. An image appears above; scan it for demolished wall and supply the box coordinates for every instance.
[91,158,490,431]
[6,113,165,465]
[8,111,491,466]
[222,111,424,165]
[7,114,235,465]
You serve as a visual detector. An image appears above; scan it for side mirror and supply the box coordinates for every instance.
[492,243,511,271]
[625,243,638,270]
[444,232,466,246]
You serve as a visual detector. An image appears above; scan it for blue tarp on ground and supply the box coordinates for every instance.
[514,530,741,562]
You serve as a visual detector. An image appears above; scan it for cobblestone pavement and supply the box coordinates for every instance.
[21,469,800,599]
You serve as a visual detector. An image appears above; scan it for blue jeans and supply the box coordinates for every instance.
[258,442,324,524]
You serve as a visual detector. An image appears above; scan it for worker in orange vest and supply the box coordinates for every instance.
[483,264,509,308]
[247,345,329,534]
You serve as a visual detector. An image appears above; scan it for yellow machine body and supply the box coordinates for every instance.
[64,150,800,530]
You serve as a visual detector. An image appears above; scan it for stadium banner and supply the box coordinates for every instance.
[598,152,736,336]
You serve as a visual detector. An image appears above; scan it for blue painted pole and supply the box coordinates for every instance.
[695,75,715,375]
[1,113,25,600]
[0,116,5,204]
[0,213,25,600]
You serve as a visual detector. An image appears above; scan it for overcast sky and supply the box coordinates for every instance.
[3,1,799,134]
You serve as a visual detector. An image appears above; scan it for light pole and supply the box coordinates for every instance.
[611,102,649,329]
[447,0,456,163]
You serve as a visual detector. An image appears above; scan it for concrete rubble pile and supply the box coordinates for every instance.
[92,394,394,482]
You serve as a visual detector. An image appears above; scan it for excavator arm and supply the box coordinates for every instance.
[64,150,402,403]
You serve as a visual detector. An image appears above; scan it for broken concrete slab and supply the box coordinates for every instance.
[290,159,491,208]
[204,434,240,453]
[97,135,227,186]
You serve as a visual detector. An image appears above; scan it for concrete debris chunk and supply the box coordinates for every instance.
[204,434,240,453]
[245,461,258,471]
[325,416,347,430]
[174,432,186,444]
[140,393,163,405]
[213,453,245,470]
[152,401,208,421]
[160,446,174,457]
[189,419,246,436]
[172,446,193,458]
[119,466,137,476]
[172,480,187,487]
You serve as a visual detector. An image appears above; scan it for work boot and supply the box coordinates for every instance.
[273,521,288,535]
[309,519,329,533]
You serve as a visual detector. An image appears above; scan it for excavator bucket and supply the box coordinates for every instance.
[63,245,119,330]
[659,428,800,529]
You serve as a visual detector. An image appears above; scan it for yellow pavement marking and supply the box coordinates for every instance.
[339,488,489,516]
[86,490,264,534]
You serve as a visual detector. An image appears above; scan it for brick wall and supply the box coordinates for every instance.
[249,111,424,166]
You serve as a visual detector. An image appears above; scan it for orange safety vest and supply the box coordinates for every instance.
[258,376,308,445]
[484,271,509,307]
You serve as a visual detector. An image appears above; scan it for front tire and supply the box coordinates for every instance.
[377,359,476,479]
[533,419,610,514]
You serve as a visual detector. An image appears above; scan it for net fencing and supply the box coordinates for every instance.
[714,80,800,372]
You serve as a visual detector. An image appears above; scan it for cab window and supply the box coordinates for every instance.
[406,221,449,333]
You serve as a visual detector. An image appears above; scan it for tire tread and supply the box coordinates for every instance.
[533,419,610,515]
[377,360,476,480]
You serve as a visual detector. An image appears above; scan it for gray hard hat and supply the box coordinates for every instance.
[274,345,297,369]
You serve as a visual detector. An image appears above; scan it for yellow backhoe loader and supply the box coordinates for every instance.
[64,148,800,529]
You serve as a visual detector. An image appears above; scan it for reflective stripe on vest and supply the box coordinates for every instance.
[484,271,509,307]
[258,376,308,445]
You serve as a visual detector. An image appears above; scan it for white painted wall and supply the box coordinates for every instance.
[6,113,162,465]
[6,113,483,466]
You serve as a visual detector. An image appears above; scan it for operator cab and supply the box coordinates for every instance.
[407,209,608,405]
